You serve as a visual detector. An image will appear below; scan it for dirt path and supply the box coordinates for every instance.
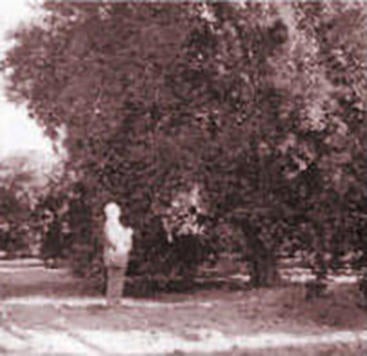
[0,259,366,355]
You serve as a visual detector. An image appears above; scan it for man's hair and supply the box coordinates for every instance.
[104,202,121,219]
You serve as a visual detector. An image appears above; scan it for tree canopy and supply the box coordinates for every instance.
[3,2,367,283]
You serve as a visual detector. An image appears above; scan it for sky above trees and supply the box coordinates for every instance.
[0,0,53,157]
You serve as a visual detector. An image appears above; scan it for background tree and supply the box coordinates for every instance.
[0,150,62,256]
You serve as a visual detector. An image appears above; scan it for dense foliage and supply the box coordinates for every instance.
[3,2,367,287]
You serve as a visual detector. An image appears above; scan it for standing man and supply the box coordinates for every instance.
[103,202,133,307]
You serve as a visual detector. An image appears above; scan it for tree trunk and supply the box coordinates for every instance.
[248,243,280,287]
[238,219,280,287]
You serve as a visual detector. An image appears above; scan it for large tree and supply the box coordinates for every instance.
[3,2,367,286]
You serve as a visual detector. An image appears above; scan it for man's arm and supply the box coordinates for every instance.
[124,228,134,252]
[105,238,117,250]
[104,226,117,250]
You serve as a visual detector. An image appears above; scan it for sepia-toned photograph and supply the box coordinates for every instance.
[0,0,366,354]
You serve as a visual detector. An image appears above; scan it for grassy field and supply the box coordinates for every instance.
[0,259,366,355]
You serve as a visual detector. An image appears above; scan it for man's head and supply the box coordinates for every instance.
[104,202,121,220]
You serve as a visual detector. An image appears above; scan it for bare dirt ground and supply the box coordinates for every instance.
[0,259,366,355]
